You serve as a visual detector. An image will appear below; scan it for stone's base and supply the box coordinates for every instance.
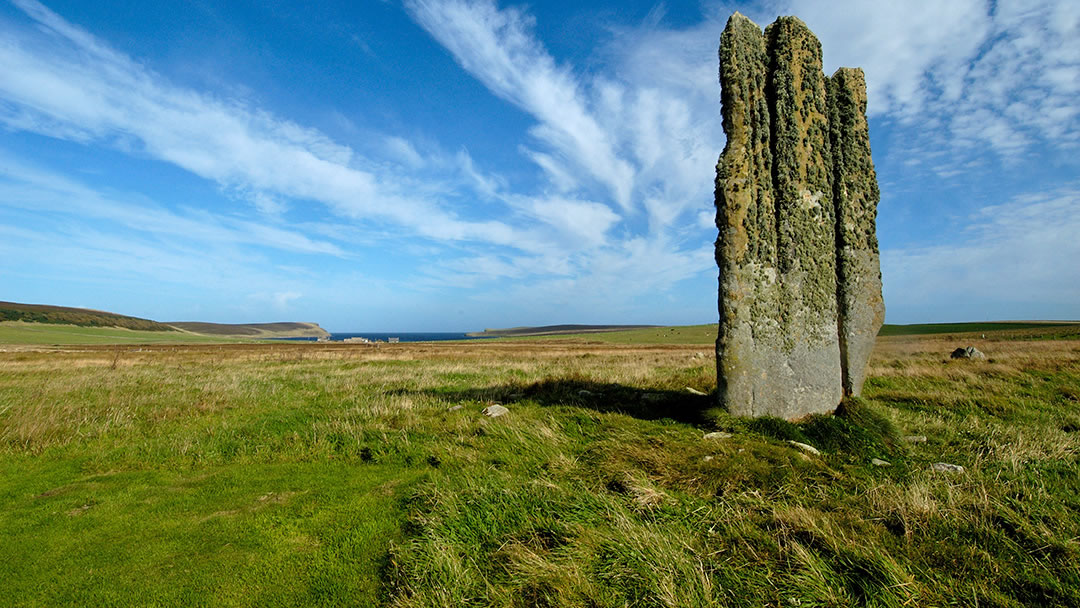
[718,321,842,419]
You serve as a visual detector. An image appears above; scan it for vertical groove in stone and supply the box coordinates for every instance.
[828,68,885,396]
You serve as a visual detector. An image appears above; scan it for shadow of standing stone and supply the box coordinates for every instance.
[715,13,884,419]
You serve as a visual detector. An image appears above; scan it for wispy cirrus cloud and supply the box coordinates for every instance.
[0,154,348,257]
[778,0,1080,160]
[405,0,637,209]
[882,186,1080,321]
[404,0,722,297]
[406,0,724,232]
[0,0,539,250]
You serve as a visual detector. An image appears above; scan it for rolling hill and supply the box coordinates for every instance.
[0,301,329,340]
[167,321,330,339]
[0,300,174,331]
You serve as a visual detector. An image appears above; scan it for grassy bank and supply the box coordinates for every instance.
[0,321,240,345]
[1,333,1078,606]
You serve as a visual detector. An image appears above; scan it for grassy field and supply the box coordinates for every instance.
[0,322,241,345]
[497,323,719,344]
[1,331,1079,606]
[878,321,1080,337]
[493,321,1080,345]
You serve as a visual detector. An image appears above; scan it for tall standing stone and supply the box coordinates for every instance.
[764,17,844,415]
[828,68,885,396]
[715,12,780,418]
[715,14,883,419]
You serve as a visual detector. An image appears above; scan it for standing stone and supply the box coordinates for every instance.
[829,68,885,396]
[715,14,842,419]
[764,17,844,414]
[715,14,883,419]
[715,12,780,418]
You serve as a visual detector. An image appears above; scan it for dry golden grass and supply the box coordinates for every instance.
[2,331,1078,606]
[870,334,1080,377]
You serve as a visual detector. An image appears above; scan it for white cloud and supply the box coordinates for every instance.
[882,186,1080,322]
[0,0,539,251]
[0,155,346,257]
[405,0,637,209]
[404,0,721,297]
[272,291,302,311]
[383,136,426,169]
[782,0,1080,159]
[522,196,620,247]
[248,191,288,216]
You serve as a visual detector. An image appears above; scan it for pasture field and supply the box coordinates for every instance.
[0,321,239,345]
[493,321,1080,345]
[1,329,1078,606]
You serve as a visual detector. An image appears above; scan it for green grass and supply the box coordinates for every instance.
[2,459,414,605]
[0,321,240,344]
[1,335,1079,606]
[878,321,1078,337]
[496,323,720,345]
[488,321,1080,345]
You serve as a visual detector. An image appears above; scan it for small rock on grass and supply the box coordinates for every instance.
[704,431,732,440]
[448,405,464,412]
[871,458,891,467]
[930,462,964,474]
[482,404,509,418]
[903,435,927,443]
[788,441,821,456]
[951,346,985,359]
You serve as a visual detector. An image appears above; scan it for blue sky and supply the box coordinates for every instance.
[0,0,1077,331]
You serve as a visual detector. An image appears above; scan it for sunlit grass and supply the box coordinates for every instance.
[1,333,1078,606]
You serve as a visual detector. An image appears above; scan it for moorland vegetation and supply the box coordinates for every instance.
[1,325,1078,606]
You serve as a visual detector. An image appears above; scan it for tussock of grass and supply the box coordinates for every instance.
[1,336,1079,606]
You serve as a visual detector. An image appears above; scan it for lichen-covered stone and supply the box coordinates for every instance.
[828,68,885,396]
[715,14,883,419]
[715,13,842,419]
[763,17,842,413]
[715,12,780,416]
